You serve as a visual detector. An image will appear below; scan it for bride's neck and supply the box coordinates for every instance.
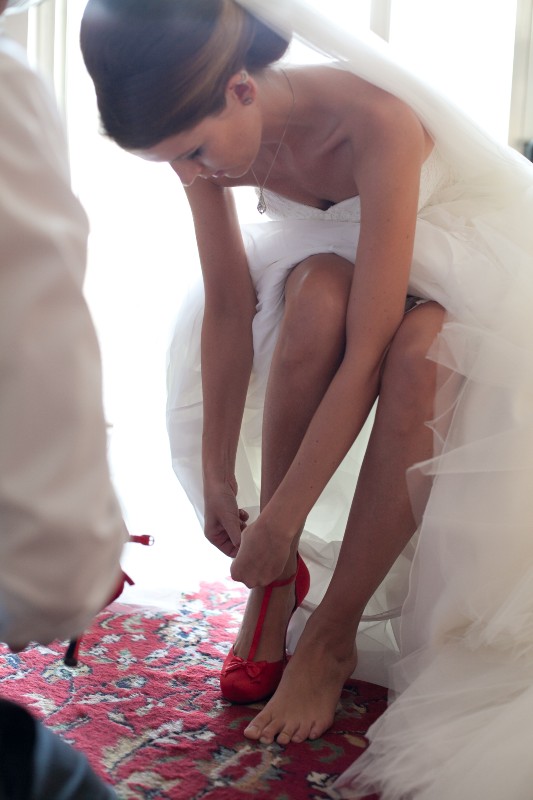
[256,67,299,143]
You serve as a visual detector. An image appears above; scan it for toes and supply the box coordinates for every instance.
[244,708,295,746]
[276,724,299,746]
[309,717,331,740]
[243,723,262,741]
[242,674,334,746]
[244,707,321,746]
[244,722,266,741]
[279,719,311,745]
[258,717,288,744]
[290,730,306,744]
[244,710,274,741]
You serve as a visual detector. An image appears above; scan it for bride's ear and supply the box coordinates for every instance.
[228,70,257,106]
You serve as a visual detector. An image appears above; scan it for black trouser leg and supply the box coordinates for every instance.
[0,699,117,800]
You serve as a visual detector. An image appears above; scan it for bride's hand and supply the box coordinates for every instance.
[204,480,248,557]
[230,516,292,587]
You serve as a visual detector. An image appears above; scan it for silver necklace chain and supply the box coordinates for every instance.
[250,69,295,215]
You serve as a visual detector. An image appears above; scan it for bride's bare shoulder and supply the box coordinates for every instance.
[295,63,415,120]
[296,64,426,146]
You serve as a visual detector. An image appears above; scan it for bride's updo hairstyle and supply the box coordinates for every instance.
[80,0,290,150]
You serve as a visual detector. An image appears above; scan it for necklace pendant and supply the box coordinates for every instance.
[252,70,295,217]
[257,191,267,215]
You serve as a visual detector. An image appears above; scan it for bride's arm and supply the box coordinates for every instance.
[185,178,257,555]
[231,98,428,584]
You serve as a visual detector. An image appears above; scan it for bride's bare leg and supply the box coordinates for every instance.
[244,301,447,744]
[233,254,353,663]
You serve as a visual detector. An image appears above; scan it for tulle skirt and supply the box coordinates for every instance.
[332,176,533,796]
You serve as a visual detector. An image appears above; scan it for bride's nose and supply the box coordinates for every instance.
[171,160,203,186]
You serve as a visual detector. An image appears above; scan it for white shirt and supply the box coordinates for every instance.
[0,32,126,647]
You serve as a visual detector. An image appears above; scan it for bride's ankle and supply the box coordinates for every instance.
[300,610,359,659]
[234,582,295,651]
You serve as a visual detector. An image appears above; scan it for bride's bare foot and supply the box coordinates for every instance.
[243,619,358,745]
[233,555,299,663]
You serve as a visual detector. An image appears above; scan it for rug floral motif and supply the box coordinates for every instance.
[0,581,386,799]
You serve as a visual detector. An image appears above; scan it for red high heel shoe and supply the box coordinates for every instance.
[220,553,310,704]
[64,534,154,667]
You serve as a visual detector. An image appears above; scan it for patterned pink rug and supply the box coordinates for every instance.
[0,580,386,799]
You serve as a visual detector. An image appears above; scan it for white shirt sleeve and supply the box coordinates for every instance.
[0,34,127,648]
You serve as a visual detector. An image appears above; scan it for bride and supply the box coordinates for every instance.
[80,1,533,797]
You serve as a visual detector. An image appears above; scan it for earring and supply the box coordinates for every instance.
[243,97,253,105]
[240,70,249,83]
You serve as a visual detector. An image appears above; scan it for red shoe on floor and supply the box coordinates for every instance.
[220,553,310,704]
[63,534,154,667]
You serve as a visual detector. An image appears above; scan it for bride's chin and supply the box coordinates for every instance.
[210,166,244,179]
[230,159,258,179]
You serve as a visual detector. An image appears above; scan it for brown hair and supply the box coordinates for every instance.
[80,0,290,150]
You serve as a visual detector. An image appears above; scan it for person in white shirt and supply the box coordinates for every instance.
[0,0,125,796]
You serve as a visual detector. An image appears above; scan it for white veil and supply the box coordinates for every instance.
[236,0,532,185]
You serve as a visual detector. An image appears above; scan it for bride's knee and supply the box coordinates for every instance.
[279,255,352,370]
[380,302,445,423]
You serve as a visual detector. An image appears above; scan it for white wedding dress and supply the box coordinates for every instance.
[167,2,533,798]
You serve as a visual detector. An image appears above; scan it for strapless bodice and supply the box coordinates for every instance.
[259,147,454,223]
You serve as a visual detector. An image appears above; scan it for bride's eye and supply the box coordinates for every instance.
[187,147,203,161]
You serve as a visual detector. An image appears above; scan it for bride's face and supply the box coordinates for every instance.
[132,77,262,187]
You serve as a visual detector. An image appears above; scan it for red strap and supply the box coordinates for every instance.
[128,534,154,546]
[248,566,298,661]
